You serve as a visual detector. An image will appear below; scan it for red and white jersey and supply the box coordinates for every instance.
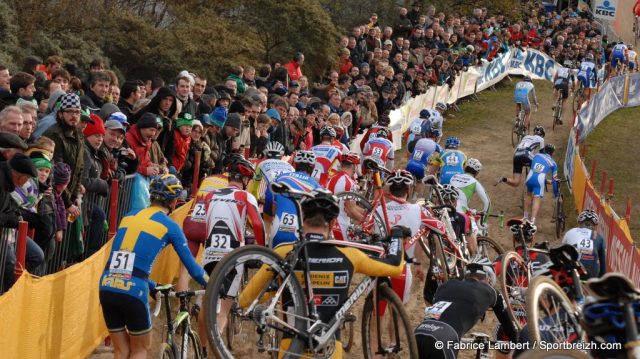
[203,185,265,265]
[328,171,359,241]
[363,137,395,170]
[311,143,342,187]
[375,195,429,257]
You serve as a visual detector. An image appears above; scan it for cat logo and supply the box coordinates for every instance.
[334,274,348,285]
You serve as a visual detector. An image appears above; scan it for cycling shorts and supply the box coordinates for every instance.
[513,151,532,174]
[516,102,531,113]
[406,160,427,180]
[525,173,546,198]
[577,75,589,89]
[630,62,636,71]
[554,81,569,99]
[611,53,626,69]
[415,319,459,359]
[100,290,152,336]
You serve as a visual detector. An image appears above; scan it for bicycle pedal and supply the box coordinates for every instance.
[344,313,357,322]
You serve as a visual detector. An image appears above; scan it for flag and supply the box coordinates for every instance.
[578,0,590,12]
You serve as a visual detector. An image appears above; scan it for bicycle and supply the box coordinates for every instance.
[203,183,419,359]
[153,284,205,359]
[552,90,563,131]
[512,105,528,147]
[552,179,569,239]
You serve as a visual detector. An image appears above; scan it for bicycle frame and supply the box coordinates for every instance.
[154,286,205,358]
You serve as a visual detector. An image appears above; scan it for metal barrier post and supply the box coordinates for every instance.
[109,179,119,237]
[191,150,202,198]
[15,221,29,280]
[600,171,607,195]
[590,160,597,179]
[608,179,614,203]
[626,198,632,224]
[580,143,586,158]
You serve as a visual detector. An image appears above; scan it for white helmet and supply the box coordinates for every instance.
[435,102,447,112]
[264,141,285,158]
[294,150,316,165]
[465,255,496,286]
[577,209,599,225]
[466,158,482,172]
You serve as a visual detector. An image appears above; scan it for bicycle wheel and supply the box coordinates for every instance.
[512,118,520,147]
[361,283,419,359]
[572,89,583,113]
[476,236,505,262]
[554,195,565,239]
[552,97,561,131]
[179,322,202,359]
[160,342,175,359]
[225,265,250,351]
[423,233,451,303]
[336,191,388,242]
[340,312,355,352]
[526,276,584,344]
[204,245,308,359]
[499,251,529,329]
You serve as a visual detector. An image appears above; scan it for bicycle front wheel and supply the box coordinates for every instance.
[512,118,520,147]
[499,251,529,329]
[160,342,175,359]
[555,195,565,239]
[361,283,419,359]
[179,322,202,359]
[526,276,584,344]
[476,236,505,262]
[336,191,388,242]
[204,245,308,359]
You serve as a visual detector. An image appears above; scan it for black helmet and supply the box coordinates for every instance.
[542,143,555,155]
[301,189,340,222]
[227,155,256,180]
[533,125,545,137]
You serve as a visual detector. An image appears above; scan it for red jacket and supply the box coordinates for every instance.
[126,124,154,176]
[171,130,191,172]
[283,60,303,81]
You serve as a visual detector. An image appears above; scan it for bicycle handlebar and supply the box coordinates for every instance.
[152,286,205,317]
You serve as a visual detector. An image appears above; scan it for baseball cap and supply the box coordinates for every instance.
[105,119,126,132]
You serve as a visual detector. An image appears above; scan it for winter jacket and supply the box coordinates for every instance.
[82,142,109,196]
[125,124,155,176]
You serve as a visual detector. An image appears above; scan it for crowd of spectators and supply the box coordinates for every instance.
[0,1,610,292]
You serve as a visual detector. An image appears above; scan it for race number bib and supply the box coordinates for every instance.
[424,301,452,319]
[109,251,136,277]
[312,167,322,179]
[372,147,384,158]
[413,150,424,161]
[191,203,207,222]
[533,163,545,173]
[280,213,298,228]
[204,233,233,263]
[445,155,459,166]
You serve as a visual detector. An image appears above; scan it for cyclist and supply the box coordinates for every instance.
[450,158,490,246]
[359,114,393,152]
[577,53,597,101]
[498,125,545,188]
[265,150,321,247]
[513,75,538,129]
[407,128,441,199]
[415,255,519,359]
[562,209,606,279]
[611,41,629,76]
[629,45,638,72]
[552,60,575,124]
[248,141,294,203]
[430,102,447,137]
[199,156,265,354]
[99,174,208,359]
[311,126,343,187]
[362,128,395,171]
[239,190,407,359]
[524,143,559,224]
[328,152,363,240]
[430,136,466,185]
[495,219,552,275]
[406,109,431,150]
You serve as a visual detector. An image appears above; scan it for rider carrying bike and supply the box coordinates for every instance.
[362,128,395,172]
[407,109,432,150]
[99,174,208,359]
[553,60,575,124]
[328,152,364,241]
[239,189,407,359]
[524,143,559,224]
[513,75,538,130]
[450,158,490,250]
[415,255,519,359]
[499,125,545,188]
[312,126,343,187]
[248,141,294,204]
[577,53,597,100]
[562,209,606,279]
[430,136,466,185]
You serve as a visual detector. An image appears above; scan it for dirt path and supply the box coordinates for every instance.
[90,78,573,358]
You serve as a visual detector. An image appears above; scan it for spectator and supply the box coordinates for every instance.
[192,76,207,115]
[81,71,111,112]
[126,112,162,177]
[226,65,246,96]
[283,52,304,82]
[181,119,213,191]
[268,97,292,155]
[51,69,71,93]
[204,107,227,174]
[174,75,196,116]
[250,113,270,157]
[166,112,193,174]
[101,120,138,180]
[213,112,241,171]
[17,100,37,142]
[230,101,250,154]
[0,106,24,135]
[7,72,37,105]
[136,86,178,152]
[51,162,70,260]
[338,48,354,75]
[117,81,141,121]
[0,65,10,92]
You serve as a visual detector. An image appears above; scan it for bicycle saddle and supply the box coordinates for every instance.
[586,272,640,300]
[363,158,382,171]
[549,244,580,268]
[506,218,525,227]
[422,175,438,185]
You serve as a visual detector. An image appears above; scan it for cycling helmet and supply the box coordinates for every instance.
[629,44,634,50]
[419,109,431,119]
[618,41,624,45]
[301,188,340,222]
[542,143,555,155]
[563,60,573,68]
[465,254,497,286]
[510,221,537,240]
[582,300,640,340]
[578,209,599,225]
[431,128,441,138]
[435,102,447,112]
[340,152,361,165]
[263,141,285,158]
[378,115,391,126]
[533,125,546,137]
[227,156,256,178]
[150,174,183,201]
[320,126,337,138]
[439,184,459,202]
[523,75,532,82]
[294,150,316,165]
[375,128,391,139]
[385,169,414,186]
[585,53,594,61]
[465,158,482,172]
[445,136,460,149]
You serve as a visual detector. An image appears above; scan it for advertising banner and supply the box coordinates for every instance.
[509,47,561,81]
[593,0,618,20]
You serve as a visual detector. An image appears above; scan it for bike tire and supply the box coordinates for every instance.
[160,342,175,359]
[340,313,355,353]
[512,118,519,147]
[361,284,419,359]
[499,251,529,329]
[553,97,561,131]
[179,322,203,359]
[526,276,584,344]
[204,245,308,359]
[555,195,564,239]
[476,236,505,262]
[336,191,389,241]
[423,233,451,303]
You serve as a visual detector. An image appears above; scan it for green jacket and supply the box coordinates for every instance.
[43,119,85,207]
[226,73,246,95]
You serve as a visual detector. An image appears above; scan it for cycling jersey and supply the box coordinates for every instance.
[433,149,467,185]
[328,171,359,241]
[248,158,294,203]
[554,67,573,99]
[449,173,490,214]
[525,153,558,198]
[406,138,441,180]
[265,171,321,247]
[99,206,207,333]
[629,50,638,70]
[311,143,342,187]
[513,81,537,106]
[562,227,606,279]
[407,117,426,145]
[415,279,518,359]
[202,185,265,273]
[239,234,404,358]
[429,110,444,132]
[359,125,394,152]
[577,60,597,88]
[513,135,544,174]
[611,44,628,69]
[362,137,395,171]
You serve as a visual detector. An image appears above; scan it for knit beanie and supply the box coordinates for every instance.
[210,106,228,128]
[53,162,71,185]
[175,112,194,128]
[225,113,242,129]
[138,113,162,130]
[31,156,52,170]
[83,115,106,137]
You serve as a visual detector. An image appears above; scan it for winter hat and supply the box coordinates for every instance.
[199,113,213,127]
[175,112,194,128]
[9,153,38,177]
[47,89,66,112]
[192,120,203,130]
[265,108,281,122]
[53,162,71,185]
[225,113,242,129]
[229,101,245,114]
[59,93,81,110]
[137,113,162,130]
[83,115,106,137]
[98,103,120,122]
[210,106,228,128]
[0,132,28,150]
[108,111,129,126]
[31,155,52,170]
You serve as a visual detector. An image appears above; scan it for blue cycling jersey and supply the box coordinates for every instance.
[525,153,558,198]
[514,82,536,105]
[265,171,321,247]
[435,149,466,185]
[100,206,207,301]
